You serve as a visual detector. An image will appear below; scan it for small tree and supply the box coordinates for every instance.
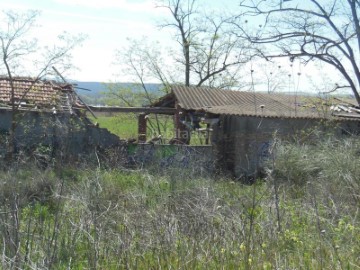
[111,38,170,107]
[0,10,85,159]
[235,0,360,104]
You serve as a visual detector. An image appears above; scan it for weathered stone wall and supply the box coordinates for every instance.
[212,115,360,178]
[0,110,124,158]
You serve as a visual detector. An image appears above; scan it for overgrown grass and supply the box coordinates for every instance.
[0,136,359,269]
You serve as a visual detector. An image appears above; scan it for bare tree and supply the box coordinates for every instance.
[0,10,85,159]
[157,0,251,88]
[235,0,360,104]
[112,37,170,107]
[112,38,171,137]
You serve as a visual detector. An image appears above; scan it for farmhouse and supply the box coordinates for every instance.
[0,77,122,157]
[152,86,360,178]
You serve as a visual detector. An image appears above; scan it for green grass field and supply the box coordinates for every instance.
[92,112,139,139]
[91,113,210,145]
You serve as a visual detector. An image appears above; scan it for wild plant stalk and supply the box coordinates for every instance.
[45,177,65,269]
[244,182,257,270]
[267,135,282,233]
[309,183,324,270]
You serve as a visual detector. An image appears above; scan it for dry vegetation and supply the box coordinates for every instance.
[0,136,359,269]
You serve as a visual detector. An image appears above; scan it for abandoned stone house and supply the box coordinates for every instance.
[5,77,358,174]
[152,86,360,177]
[0,77,121,156]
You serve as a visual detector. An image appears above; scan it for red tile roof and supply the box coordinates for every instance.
[0,77,78,111]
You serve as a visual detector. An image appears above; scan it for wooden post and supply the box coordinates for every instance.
[138,113,147,143]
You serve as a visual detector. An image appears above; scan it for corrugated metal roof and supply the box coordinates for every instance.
[172,85,274,110]
[0,77,78,111]
[170,85,360,120]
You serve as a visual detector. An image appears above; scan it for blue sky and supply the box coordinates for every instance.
[2,0,240,82]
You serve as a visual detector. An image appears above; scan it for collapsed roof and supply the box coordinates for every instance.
[0,77,84,113]
[153,85,360,120]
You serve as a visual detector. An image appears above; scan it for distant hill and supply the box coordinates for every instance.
[73,82,107,97]
[74,82,162,97]
[74,82,163,105]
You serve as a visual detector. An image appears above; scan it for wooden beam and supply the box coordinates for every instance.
[88,106,176,114]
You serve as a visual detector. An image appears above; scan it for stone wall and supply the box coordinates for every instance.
[0,110,124,158]
[212,115,360,178]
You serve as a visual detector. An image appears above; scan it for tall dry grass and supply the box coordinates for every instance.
[0,136,359,269]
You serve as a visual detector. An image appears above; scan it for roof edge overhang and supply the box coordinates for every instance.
[198,108,360,122]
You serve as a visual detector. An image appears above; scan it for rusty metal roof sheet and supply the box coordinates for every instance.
[0,77,79,111]
[170,85,360,120]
